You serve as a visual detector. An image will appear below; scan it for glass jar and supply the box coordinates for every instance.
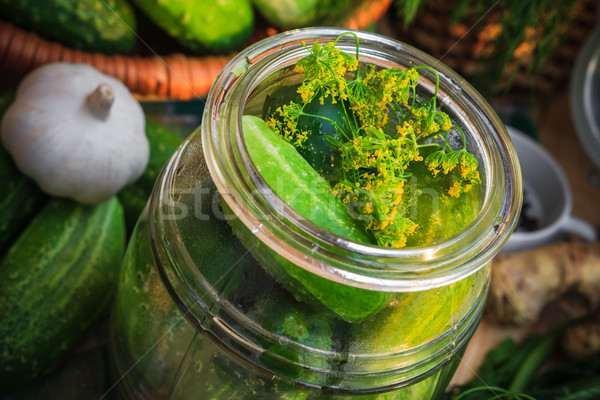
[109,28,522,399]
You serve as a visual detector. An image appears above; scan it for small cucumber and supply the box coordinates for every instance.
[118,118,183,231]
[263,85,348,183]
[252,0,362,30]
[240,115,387,322]
[0,0,136,54]
[404,156,482,247]
[0,146,46,254]
[350,277,474,355]
[0,90,47,253]
[296,96,349,183]
[243,115,367,242]
[133,0,254,53]
[0,197,125,394]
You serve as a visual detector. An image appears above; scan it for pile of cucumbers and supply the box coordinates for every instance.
[0,91,184,395]
[0,0,365,55]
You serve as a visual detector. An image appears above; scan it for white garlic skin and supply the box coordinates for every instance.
[1,63,149,204]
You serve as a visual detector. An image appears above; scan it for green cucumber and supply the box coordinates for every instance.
[296,96,349,183]
[0,197,125,394]
[0,90,47,253]
[239,115,387,322]
[348,161,485,355]
[262,84,302,123]
[244,115,368,243]
[5,346,110,400]
[133,0,254,53]
[0,146,46,254]
[252,0,362,30]
[118,118,184,231]
[0,0,136,54]
[350,277,474,355]
[249,291,333,366]
[263,85,347,183]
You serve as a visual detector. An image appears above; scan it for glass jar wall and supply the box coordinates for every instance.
[109,28,522,399]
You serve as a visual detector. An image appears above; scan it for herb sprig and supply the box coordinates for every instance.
[266,33,481,248]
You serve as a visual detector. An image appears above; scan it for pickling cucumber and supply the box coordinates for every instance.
[0,0,136,53]
[0,197,125,394]
[132,0,254,53]
[244,115,368,243]
[0,90,47,254]
[252,0,362,30]
[118,118,183,231]
[238,115,387,322]
[0,145,46,254]
[263,84,348,183]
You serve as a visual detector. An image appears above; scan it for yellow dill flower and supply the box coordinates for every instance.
[268,35,482,249]
[448,181,461,197]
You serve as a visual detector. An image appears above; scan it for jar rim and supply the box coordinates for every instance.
[199,27,521,290]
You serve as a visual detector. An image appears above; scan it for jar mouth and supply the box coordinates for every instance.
[202,28,522,291]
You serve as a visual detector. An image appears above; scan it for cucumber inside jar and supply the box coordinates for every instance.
[232,36,483,325]
[263,84,349,184]
[240,115,389,322]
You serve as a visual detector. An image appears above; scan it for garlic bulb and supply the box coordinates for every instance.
[1,62,148,204]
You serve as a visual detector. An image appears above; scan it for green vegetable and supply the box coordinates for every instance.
[114,142,262,392]
[4,346,111,400]
[133,0,254,53]
[252,0,362,30]
[118,118,183,230]
[350,276,474,355]
[0,0,136,53]
[264,84,348,183]
[244,115,371,244]
[403,154,482,247]
[0,197,125,394]
[0,145,46,254]
[0,90,47,253]
[249,291,333,375]
[241,115,389,322]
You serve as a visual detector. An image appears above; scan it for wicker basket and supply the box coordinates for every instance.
[0,0,392,100]
[388,0,598,97]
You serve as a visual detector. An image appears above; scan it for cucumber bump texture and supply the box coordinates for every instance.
[0,197,125,394]
[0,0,137,54]
[0,90,47,253]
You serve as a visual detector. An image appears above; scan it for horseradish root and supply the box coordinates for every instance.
[486,241,600,327]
